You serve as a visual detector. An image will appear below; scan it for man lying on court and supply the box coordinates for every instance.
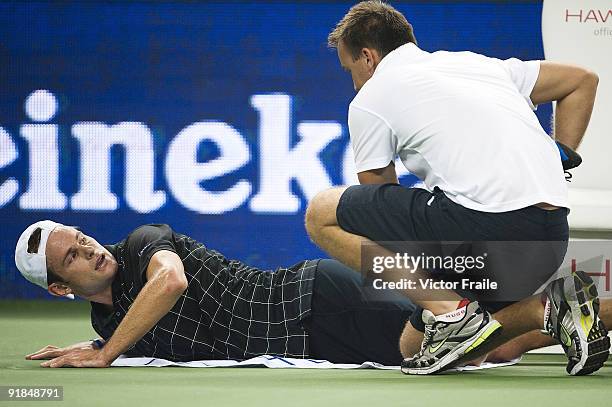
[16,221,418,368]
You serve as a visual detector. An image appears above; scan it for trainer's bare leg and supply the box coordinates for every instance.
[305,187,462,315]
[305,187,366,272]
[486,331,556,362]
[398,321,423,358]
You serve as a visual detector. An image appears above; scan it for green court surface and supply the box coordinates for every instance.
[1,301,611,407]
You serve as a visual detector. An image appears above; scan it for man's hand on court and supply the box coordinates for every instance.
[26,341,95,361]
[39,348,112,368]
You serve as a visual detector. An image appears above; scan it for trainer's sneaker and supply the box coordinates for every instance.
[401,301,502,375]
[543,270,610,375]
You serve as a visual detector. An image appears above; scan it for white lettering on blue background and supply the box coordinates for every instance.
[166,121,252,214]
[0,126,18,207]
[0,90,356,214]
[19,90,67,210]
[249,94,342,213]
[72,122,166,213]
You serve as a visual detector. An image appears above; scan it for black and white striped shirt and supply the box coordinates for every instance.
[91,224,316,361]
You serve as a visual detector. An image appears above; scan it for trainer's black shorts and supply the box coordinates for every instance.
[336,183,569,332]
[304,259,415,365]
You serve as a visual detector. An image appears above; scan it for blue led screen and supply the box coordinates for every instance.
[0,1,550,298]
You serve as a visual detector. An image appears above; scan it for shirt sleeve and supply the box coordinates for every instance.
[500,58,541,110]
[348,104,397,173]
[123,224,178,287]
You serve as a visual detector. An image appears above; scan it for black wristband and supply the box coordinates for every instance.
[91,339,105,349]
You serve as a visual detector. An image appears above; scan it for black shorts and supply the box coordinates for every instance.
[303,259,415,365]
[336,184,569,331]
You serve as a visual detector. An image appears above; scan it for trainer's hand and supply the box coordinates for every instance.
[40,348,112,368]
[26,341,94,360]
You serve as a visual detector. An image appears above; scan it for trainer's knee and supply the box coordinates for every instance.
[305,187,348,239]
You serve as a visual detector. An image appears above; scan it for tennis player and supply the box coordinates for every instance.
[305,1,609,375]
[16,221,416,367]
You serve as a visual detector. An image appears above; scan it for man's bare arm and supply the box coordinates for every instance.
[530,61,599,150]
[357,161,399,185]
[98,250,187,363]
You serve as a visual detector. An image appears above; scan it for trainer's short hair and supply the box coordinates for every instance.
[328,1,417,60]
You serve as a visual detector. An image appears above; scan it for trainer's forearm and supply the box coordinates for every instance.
[99,271,185,362]
[553,72,598,150]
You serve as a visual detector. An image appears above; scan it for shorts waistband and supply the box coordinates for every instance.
[431,187,568,219]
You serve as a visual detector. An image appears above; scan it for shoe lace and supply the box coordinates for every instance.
[421,324,437,352]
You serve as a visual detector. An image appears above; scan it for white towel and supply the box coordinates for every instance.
[111,354,521,371]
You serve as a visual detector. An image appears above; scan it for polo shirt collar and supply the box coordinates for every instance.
[373,42,424,76]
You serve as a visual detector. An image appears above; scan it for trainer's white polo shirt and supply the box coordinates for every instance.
[348,43,568,213]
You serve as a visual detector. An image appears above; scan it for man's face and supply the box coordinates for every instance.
[45,226,117,297]
[337,40,380,91]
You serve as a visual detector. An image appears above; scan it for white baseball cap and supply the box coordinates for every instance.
[15,220,74,299]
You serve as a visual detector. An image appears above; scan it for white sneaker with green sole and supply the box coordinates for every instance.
[543,270,610,375]
[401,301,502,375]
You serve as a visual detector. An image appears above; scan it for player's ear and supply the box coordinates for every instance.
[48,283,71,297]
